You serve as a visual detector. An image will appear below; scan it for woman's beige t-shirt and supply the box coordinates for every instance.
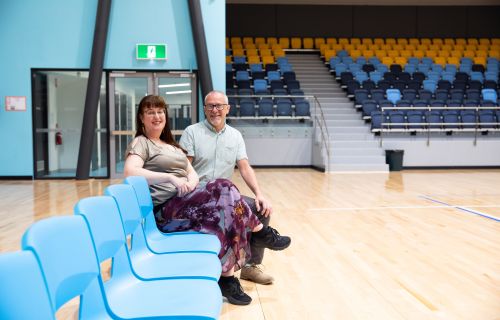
[125,135,188,206]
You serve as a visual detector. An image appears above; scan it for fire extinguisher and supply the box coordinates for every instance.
[55,125,63,145]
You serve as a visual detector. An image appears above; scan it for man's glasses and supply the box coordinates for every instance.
[204,104,228,111]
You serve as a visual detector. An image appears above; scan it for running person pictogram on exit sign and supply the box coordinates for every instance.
[136,44,167,60]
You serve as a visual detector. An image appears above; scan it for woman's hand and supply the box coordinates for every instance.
[170,176,194,197]
[186,179,199,193]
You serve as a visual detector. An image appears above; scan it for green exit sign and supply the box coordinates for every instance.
[136,44,167,60]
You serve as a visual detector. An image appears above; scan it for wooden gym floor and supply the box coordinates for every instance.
[0,168,499,320]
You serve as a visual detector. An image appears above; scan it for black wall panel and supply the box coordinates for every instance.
[416,7,468,38]
[353,6,416,38]
[226,4,500,38]
[276,5,352,37]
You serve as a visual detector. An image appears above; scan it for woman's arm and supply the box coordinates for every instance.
[185,161,199,191]
[124,154,190,196]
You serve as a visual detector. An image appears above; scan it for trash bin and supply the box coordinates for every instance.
[385,150,404,171]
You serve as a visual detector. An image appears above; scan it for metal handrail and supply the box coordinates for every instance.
[227,94,331,171]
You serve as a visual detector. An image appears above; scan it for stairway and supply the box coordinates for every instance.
[287,54,389,172]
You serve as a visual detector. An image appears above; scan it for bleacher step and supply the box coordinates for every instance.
[331,148,384,156]
[330,140,381,148]
[328,163,389,172]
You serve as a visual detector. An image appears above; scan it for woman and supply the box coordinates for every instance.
[124,95,288,306]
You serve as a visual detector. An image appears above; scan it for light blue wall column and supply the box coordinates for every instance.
[0,0,225,176]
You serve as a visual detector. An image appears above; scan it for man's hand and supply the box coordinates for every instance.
[255,195,273,217]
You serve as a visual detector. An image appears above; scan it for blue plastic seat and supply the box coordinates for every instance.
[286,79,301,91]
[479,110,496,129]
[276,99,293,116]
[389,110,406,129]
[423,79,437,93]
[425,110,442,129]
[23,215,222,319]
[104,185,222,280]
[295,100,311,117]
[370,89,385,103]
[239,98,256,117]
[402,89,417,102]
[254,79,269,95]
[482,88,498,103]
[0,251,54,319]
[370,111,383,130]
[258,99,274,117]
[407,110,425,129]
[442,110,460,129]
[386,89,401,105]
[435,89,449,101]
[362,99,378,117]
[267,71,281,83]
[460,110,477,129]
[354,89,369,105]
[123,176,221,254]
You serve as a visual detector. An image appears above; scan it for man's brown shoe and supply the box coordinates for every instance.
[240,265,274,285]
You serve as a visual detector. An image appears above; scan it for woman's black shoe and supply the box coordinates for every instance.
[218,276,252,305]
[252,226,291,250]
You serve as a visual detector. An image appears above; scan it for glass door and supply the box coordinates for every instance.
[109,72,197,179]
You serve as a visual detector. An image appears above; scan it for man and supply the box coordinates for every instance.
[180,90,291,286]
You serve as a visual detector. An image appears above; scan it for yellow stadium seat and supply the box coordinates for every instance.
[434,57,446,66]
[387,50,399,58]
[488,50,500,59]
[467,38,478,45]
[261,55,275,66]
[417,44,428,51]
[232,43,243,50]
[351,38,361,45]
[338,38,349,45]
[397,38,408,45]
[465,44,476,51]
[432,38,443,45]
[444,38,455,45]
[344,44,355,52]
[326,38,337,45]
[314,37,325,49]
[273,49,286,58]
[259,48,272,57]
[291,37,302,49]
[319,44,330,56]
[244,42,256,50]
[441,44,452,51]
[425,50,437,58]
[230,37,242,45]
[479,38,490,45]
[394,57,407,65]
[392,44,404,51]
[429,44,440,51]
[374,38,384,45]
[404,44,416,51]
[382,56,394,66]
[332,44,343,51]
[246,48,258,56]
[463,50,475,58]
[369,44,380,51]
[413,50,424,59]
[267,37,278,46]
[380,44,392,51]
[257,43,269,51]
[476,50,487,58]
[279,37,290,49]
[421,38,431,45]
[490,44,500,51]
[386,38,396,45]
[477,44,488,51]
[437,50,450,58]
[491,39,500,45]
[447,56,460,66]
[232,48,244,56]
[363,50,375,58]
[356,44,367,51]
[324,49,337,61]
[409,38,420,45]
[455,38,466,45]
[375,50,387,58]
[473,56,486,65]
[243,37,253,45]
[225,56,232,64]
[303,37,314,49]
[248,55,260,64]
[400,50,412,58]
[450,50,462,58]
[255,37,266,45]
[350,49,361,59]
[453,44,464,52]
[362,38,373,45]
[271,44,282,50]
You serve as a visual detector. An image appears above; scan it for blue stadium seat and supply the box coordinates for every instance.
[386,89,401,104]
[295,100,311,117]
[239,98,256,116]
[407,110,425,129]
[442,110,460,129]
[460,110,477,129]
[276,99,293,116]
[258,99,274,117]
[362,99,378,117]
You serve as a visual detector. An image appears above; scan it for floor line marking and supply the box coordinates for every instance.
[419,195,500,222]
[308,204,500,212]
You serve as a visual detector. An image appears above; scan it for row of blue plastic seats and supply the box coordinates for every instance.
[228,98,311,118]
[370,109,500,130]
[231,70,296,82]
[0,176,222,319]
[329,55,499,68]
[362,101,499,117]
[356,88,498,104]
